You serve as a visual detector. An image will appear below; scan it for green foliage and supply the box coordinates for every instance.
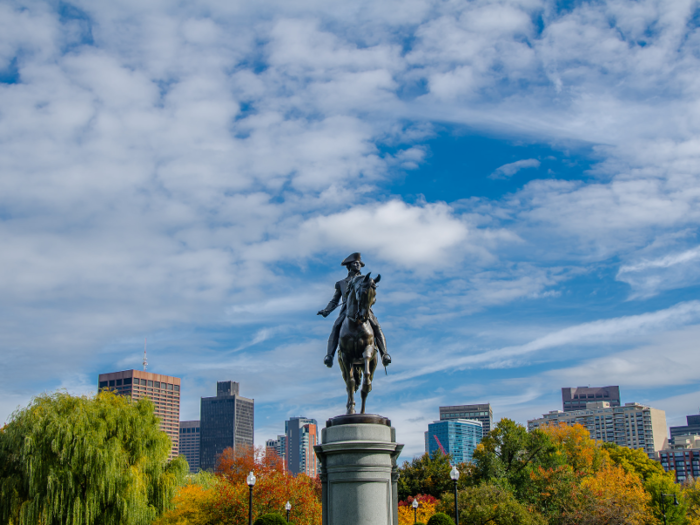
[438,484,547,525]
[397,450,472,500]
[415,522,426,525]
[472,419,559,498]
[253,512,287,525]
[426,512,455,525]
[0,390,188,525]
[645,472,687,525]
[602,442,666,482]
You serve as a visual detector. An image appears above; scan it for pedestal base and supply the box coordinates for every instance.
[314,414,404,525]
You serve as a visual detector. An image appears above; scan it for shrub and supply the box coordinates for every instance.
[427,512,455,525]
[253,512,288,525]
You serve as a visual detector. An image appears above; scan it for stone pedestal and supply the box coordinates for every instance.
[314,414,404,525]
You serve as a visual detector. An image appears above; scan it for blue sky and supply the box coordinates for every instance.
[2,0,700,461]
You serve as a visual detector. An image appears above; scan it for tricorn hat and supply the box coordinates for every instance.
[341,252,365,267]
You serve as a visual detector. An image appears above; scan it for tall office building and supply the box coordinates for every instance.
[670,414,700,442]
[425,419,483,464]
[200,381,254,471]
[179,420,201,473]
[98,370,181,460]
[285,416,319,477]
[440,403,493,434]
[562,386,620,412]
[528,401,668,456]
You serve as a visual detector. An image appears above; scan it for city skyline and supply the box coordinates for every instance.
[4,0,700,463]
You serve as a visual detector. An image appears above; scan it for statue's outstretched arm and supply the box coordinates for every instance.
[317,283,342,317]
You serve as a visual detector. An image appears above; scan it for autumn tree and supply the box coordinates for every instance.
[397,450,473,500]
[0,391,188,525]
[602,442,666,482]
[541,422,607,475]
[397,494,438,525]
[472,419,559,496]
[216,445,285,484]
[563,464,653,525]
[437,484,547,525]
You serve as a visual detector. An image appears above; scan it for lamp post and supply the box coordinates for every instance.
[246,471,256,525]
[450,466,460,525]
[660,493,679,525]
[412,498,419,524]
[285,501,292,523]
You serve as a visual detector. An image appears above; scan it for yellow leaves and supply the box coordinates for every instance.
[575,465,653,525]
[540,422,606,475]
[397,501,437,525]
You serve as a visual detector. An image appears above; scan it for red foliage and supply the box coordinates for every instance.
[399,493,439,507]
[215,445,286,484]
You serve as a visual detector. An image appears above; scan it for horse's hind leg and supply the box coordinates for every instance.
[339,355,355,414]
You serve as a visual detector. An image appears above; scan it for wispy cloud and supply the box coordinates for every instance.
[489,159,541,179]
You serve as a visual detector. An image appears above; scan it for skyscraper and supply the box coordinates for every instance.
[528,401,667,456]
[199,381,254,471]
[285,416,319,477]
[98,370,181,460]
[179,420,201,473]
[440,403,493,434]
[425,419,483,464]
[561,386,620,412]
[265,434,287,468]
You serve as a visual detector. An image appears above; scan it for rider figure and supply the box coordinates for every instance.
[318,252,391,368]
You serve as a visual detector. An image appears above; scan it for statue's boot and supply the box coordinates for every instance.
[373,325,391,366]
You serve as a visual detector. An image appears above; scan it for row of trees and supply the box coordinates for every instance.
[398,419,700,525]
[4,390,700,524]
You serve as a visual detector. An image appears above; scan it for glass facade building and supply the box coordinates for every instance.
[285,416,319,477]
[200,381,254,471]
[440,404,493,434]
[425,419,483,464]
[179,420,201,473]
[561,386,620,412]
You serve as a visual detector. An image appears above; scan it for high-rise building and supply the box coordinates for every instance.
[425,419,483,464]
[656,434,700,483]
[561,386,620,412]
[179,420,201,473]
[670,414,700,442]
[528,401,668,456]
[265,434,287,468]
[98,370,181,460]
[440,403,493,434]
[285,416,319,477]
[200,381,254,471]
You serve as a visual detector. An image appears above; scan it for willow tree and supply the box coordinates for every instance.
[0,390,188,525]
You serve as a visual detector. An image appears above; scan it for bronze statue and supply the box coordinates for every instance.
[318,253,390,414]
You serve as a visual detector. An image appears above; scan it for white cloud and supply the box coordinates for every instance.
[489,158,541,179]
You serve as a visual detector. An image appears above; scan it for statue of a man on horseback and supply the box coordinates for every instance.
[317,253,391,414]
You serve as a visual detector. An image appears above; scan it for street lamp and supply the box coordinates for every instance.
[246,471,256,525]
[660,493,679,525]
[412,498,419,524]
[450,466,460,525]
[285,501,292,523]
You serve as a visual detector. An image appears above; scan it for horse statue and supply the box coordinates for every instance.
[338,272,381,415]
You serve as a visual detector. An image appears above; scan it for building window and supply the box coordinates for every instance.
[175,385,180,392]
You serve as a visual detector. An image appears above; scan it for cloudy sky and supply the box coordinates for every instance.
[2,0,700,461]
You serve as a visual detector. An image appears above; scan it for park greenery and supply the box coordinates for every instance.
[3,391,700,524]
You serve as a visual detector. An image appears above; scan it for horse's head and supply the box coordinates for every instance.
[350,272,380,323]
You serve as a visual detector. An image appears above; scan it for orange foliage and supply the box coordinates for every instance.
[157,446,320,525]
[216,445,286,484]
[397,495,437,525]
[567,465,653,525]
[541,422,607,475]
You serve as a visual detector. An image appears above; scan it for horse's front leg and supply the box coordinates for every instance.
[340,355,356,415]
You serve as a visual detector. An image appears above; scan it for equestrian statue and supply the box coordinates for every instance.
[317,253,391,414]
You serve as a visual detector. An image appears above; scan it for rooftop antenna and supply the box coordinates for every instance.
[143,338,148,371]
